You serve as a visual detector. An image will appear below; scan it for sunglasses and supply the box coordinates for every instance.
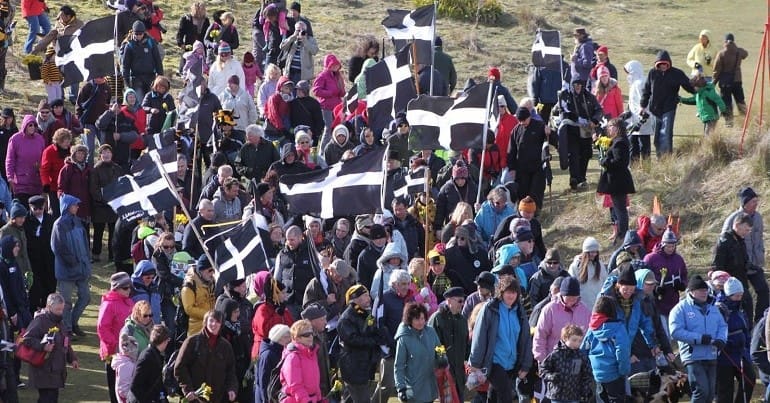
[142,313,153,318]
[546,261,559,265]
[39,111,50,114]
[299,332,313,338]
[162,244,175,250]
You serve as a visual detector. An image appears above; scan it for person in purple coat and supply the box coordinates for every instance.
[643,226,687,337]
[5,115,45,204]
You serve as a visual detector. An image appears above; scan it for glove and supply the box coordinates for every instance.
[398,389,408,402]
[712,339,726,350]
[42,184,50,193]
[577,117,589,127]
[700,335,712,345]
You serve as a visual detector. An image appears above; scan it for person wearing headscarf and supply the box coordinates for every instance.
[251,274,293,360]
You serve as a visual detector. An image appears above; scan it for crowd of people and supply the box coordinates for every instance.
[0,0,757,403]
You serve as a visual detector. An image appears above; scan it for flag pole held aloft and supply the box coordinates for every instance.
[476,81,495,205]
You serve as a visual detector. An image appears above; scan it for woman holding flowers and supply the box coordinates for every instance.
[24,293,78,403]
[596,117,635,243]
[394,302,441,403]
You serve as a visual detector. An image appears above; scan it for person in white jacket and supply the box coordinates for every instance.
[219,75,259,131]
[624,60,656,161]
[208,42,245,99]
[568,236,607,309]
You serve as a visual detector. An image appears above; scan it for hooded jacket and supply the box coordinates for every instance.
[686,30,716,76]
[131,260,162,324]
[493,243,530,289]
[623,60,656,135]
[670,292,728,363]
[641,51,696,116]
[0,235,31,329]
[313,54,346,110]
[180,266,215,337]
[607,230,645,272]
[96,288,135,360]
[643,244,688,315]
[680,81,727,123]
[269,142,311,177]
[580,316,630,382]
[533,296,591,363]
[51,194,91,281]
[393,322,441,403]
[265,76,293,134]
[280,342,323,403]
[632,268,673,360]
[474,200,514,244]
[370,241,408,301]
[445,239,492,295]
[6,115,45,195]
[323,124,354,165]
[599,276,657,348]
[208,58,246,100]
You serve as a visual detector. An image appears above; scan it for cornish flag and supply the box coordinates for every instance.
[407,82,492,150]
[279,147,386,219]
[141,130,178,181]
[531,30,562,71]
[344,86,359,114]
[365,45,417,136]
[55,16,115,87]
[208,214,269,288]
[105,0,128,11]
[382,5,434,65]
[103,153,178,221]
[394,167,427,199]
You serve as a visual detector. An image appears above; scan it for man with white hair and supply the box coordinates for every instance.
[199,164,233,203]
[183,198,216,259]
[279,20,318,83]
[234,124,278,181]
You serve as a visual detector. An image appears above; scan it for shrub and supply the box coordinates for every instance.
[413,0,503,25]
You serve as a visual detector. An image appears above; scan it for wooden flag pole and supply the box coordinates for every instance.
[411,39,421,94]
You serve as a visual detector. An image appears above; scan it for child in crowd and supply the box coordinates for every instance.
[241,51,262,98]
[41,46,63,102]
[680,73,726,136]
[582,295,630,403]
[540,324,593,402]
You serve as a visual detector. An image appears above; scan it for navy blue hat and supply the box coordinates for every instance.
[475,271,496,290]
[443,286,465,299]
[10,200,27,219]
[559,276,581,297]
[739,187,758,206]
[196,255,213,272]
[514,227,534,242]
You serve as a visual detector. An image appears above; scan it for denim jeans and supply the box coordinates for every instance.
[57,278,91,330]
[319,108,335,150]
[685,360,717,403]
[610,193,629,242]
[653,109,676,157]
[24,14,51,54]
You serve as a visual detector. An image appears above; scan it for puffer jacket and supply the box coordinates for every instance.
[393,322,441,403]
[474,200,514,244]
[6,115,45,195]
[131,261,162,324]
[180,267,215,337]
[643,244,688,315]
[370,241,408,301]
[51,194,91,281]
[280,342,323,403]
[669,292,727,364]
[312,54,346,110]
[96,289,135,360]
[581,316,630,383]
[541,341,593,401]
[680,82,726,123]
[337,302,384,385]
[532,296,591,363]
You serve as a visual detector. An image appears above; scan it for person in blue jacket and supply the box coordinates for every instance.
[669,275,728,403]
[469,275,533,403]
[714,277,754,402]
[582,295,630,403]
[51,194,91,336]
[131,260,162,324]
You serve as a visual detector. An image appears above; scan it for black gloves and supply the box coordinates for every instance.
[398,389,408,402]
[701,335,712,345]
[712,339,726,350]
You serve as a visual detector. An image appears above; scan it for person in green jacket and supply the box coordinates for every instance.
[680,74,727,135]
[394,301,441,403]
[433,37,457,94]
[428,286,468,400]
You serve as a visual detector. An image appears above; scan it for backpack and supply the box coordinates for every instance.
[174,280,196,344]
[131,239,147,263]
[163,335,200,397]
[266,344,295,403]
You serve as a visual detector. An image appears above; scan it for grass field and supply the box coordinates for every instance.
[6,0,770,401]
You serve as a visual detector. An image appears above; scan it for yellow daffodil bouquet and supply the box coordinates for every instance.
[435,345,449,368]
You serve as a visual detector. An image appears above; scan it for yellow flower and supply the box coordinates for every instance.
[175,213,189,226]
[332,379,344,392]
[162,103,168,111]
[596,136,612,150]
[210,29,220,38]
[435,345,446,356]
[48,326,59,334]
[194,382,212,401]
[21,54,43,66]
[366,315,374,327]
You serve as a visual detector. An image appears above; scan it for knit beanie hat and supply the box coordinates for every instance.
[301,303,327,320]
[346,284,368,304]
[724,277,744,296]
[268,324,291,343]
[560,276,581,296]
[709,270,730,286]
[582,237,600,252]
[132,20,145,33]
[508,217,530,234]
[597,65,611,78]
[515,107,531,121]
[544,248,560,263]
[488,67,501,81]
[518,196,537,214]
[452,163,468,179]
[739,187,758,206]
[218,41,231,54]
[514,227,534,242]
[110,272,132,290]
[618,267,637,286]
[688,275,709,291]
[661,226,678,244]
[9,200,27,219]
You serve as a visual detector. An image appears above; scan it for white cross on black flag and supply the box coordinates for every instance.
[381,5,435,65]
[365,45,416,136]
[55,16,115,87]
[208,214,269,288]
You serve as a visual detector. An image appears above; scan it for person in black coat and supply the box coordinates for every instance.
[444,225,491,294]
[268,143,311,177]
[433,162,478,234]
[597,118,635,244]
[175,3,210,74]
[355,224,388,291]
[416,64,448,96]
[713,212,756,320]
[23,195,56,310]
[289,82,325,142]
[507,107,551,209]
[557,77,603,190]
[128,324,170,403]
[113,215,141,275]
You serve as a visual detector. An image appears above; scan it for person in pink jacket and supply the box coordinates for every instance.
[593,65,624,119]
[97,272,135,403]
[532,276,591,363]
[280,319,324,403]
[312,54,346,150]
[5,114,46,203]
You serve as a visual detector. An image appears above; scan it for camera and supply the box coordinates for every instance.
[299,30,306,36]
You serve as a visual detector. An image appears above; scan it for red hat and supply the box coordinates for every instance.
[488,67,501,81]
[597,45,609,55]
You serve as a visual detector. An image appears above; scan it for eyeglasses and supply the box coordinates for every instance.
[162,244,175,250]
[142,313,153,318]
[546,261,559,265]
[299,332,313,338]
[39,111,50,114]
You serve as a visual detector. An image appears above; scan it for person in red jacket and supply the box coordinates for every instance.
[593,65,624,119]
[121,88,147,159]
[57,144,91,222]
[39,128,71,218]
[251,274,293,360]
[637,214,667,258]
[494,94,518,179]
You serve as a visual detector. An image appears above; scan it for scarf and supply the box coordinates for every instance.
[589,312,610,330]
